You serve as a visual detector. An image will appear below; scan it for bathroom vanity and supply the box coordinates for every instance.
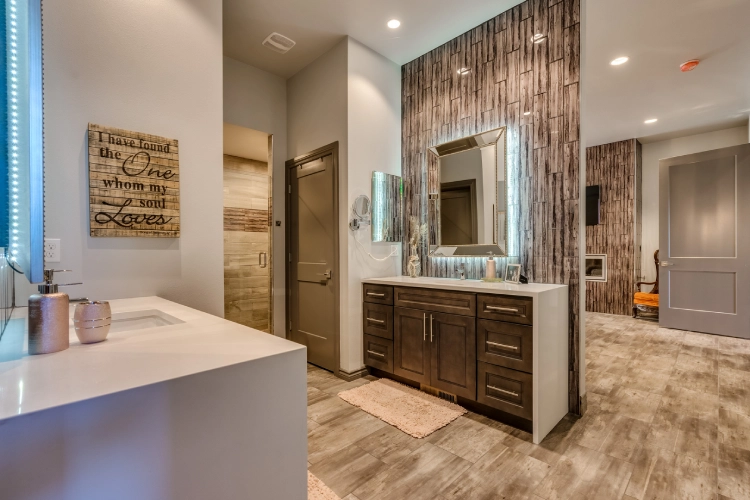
[0,297,307,500]
[362,276,568,444]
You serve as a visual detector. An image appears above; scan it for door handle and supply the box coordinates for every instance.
[423,313,426,341]
[259,252,268,268]
[317,270,332,280]
[430,314,433,343]
[660,261,674,267]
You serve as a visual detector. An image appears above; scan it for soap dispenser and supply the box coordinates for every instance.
[28,269,79,355]
[485,252,496,279]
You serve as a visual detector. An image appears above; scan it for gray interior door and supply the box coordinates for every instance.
[659,144,750,338]
[290,154,337,371]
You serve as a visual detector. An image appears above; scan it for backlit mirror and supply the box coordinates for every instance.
[371,171,402,242]
[3,0,45,283]
[428,128,506,257]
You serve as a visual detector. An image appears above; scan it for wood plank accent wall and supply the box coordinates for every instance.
[223,155,271,333]
[400,0,582,413]
[585,139,642,316]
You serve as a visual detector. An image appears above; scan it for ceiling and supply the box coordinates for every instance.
[223,123,269,162]
[223,0,750,146]
[222,0,522,78]
[585,0,750,146]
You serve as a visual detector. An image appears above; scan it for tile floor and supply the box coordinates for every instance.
[307,313,750,500]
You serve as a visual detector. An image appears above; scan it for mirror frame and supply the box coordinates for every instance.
[427,127,507,257]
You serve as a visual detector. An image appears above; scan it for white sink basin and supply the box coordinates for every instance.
[68,308,185,335]
[108,309,185,333]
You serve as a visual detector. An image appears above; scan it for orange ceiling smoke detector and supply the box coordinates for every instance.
[680,59,700,72]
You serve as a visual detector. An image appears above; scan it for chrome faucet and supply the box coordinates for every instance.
[456,264,466,280]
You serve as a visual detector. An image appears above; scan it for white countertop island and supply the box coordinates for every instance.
[0,297,307,500]
[362,276,568,444]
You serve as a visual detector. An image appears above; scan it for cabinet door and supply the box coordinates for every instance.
[393,307,430,385]
[430,312,477,400]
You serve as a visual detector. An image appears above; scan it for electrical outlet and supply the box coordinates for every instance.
[44,238,61,263]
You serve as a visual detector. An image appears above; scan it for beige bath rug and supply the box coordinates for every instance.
[338,378,467,438]
[308,471,340,500]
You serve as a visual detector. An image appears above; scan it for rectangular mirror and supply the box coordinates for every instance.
[3,0,45,283]
[428,128,507,257]
[371,171,402,242]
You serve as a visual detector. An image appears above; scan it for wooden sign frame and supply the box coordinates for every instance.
[88,123,180,237]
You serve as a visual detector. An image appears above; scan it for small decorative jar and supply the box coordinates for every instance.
[73,301,112,344]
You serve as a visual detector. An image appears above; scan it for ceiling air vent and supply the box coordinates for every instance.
[262,32,296,54]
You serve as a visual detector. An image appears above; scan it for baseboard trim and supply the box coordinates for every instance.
[337,366,368,382]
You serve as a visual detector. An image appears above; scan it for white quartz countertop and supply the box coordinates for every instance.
[0,296,304,423]
[362,276,567,297]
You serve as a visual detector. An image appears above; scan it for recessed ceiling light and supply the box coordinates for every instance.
[457,68,471,75]
[610,57,629,66]
[387,19,401,29]
[523,111,531,116]
[531,33,547,44]
[644,118,658,124]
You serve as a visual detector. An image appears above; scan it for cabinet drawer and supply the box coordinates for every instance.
[363,302,393,340]
[477,361,532,420]
[477,295,533,325]
[363,283,394,305]
[394,287,476,317]
[364,335,393,373]
[477,320,533,373]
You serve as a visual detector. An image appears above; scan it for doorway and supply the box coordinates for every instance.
[440,180,478,245]
[286,142,339,374]
[659,144,750,338]
[222,123,273,333]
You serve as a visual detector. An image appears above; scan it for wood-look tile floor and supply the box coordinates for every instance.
[307,313,750,500]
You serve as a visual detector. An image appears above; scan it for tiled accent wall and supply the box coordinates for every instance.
[223,155,271,332]
[401,0,582,413]
[585,139,642,316]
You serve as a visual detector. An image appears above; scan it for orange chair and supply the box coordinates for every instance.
[633,250,660,319]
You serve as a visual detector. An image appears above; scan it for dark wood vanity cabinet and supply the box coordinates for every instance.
[392,307,476,399]
[363,280,568,444]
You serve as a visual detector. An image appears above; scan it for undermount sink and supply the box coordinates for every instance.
[69,309,185,334]
[109,309,184,333]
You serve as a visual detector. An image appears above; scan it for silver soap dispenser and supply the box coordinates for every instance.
[28,269,80,355]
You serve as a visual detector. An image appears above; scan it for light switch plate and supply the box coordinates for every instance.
[44,238,61,263]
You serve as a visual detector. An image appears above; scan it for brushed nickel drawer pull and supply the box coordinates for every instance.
[488,385,519,397]
[486,341,518,350]
[486,305,520,313]
[366,317,385,324]
[367,350,385,358]
[366,292,386,297]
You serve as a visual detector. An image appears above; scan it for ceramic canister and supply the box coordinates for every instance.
[73,301,112,344]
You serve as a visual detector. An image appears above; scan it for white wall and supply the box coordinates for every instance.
[22,0,224,315]
[641,125,749,281]
[223,57,288,335]
[346,38,401,374]
[287,37,401,374]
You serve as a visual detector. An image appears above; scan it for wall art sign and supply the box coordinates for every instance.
[88,123,180,237]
